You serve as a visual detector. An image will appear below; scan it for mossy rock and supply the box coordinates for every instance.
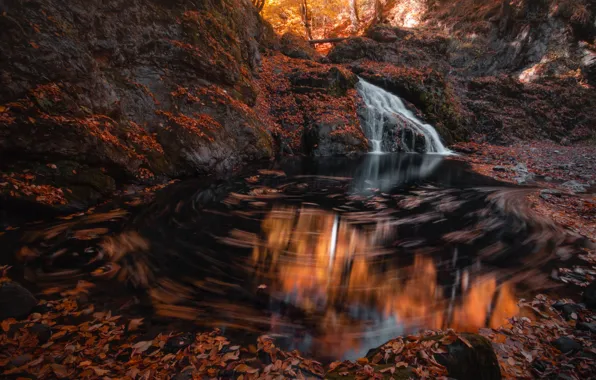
[434,333,501,380]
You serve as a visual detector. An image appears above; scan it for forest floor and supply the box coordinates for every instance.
[1,142,596,379]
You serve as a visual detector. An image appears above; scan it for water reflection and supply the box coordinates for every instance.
[8,153,575,362]
[250,206,519,359]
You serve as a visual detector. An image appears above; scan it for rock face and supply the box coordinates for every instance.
[0,0,274,208]
[328,0,596,146]
[0,281,37,320]
[257,54,368,157]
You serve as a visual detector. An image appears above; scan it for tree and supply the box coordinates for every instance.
[252,0,266,13]
[373,0,383,24]
[300,0,313,40]
[349,0,360,31]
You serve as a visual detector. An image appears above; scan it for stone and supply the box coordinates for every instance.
[552,302,582,320]
[280,33,318,61]
[544,176,553,182]
[541,188,561,197]
[434,333,501,380]
[584,281,596,310]
[577,322,596,334]
[551,337,582,354]
[562,180,588,194]
[0,281,37,320]
[164,333,194,353]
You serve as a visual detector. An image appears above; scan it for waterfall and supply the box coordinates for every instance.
[356,78,452,155]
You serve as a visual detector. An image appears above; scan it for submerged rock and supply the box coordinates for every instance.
[0,281,37,320]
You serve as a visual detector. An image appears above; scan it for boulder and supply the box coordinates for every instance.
[434,333,502,380]
[584,281,596,310]
[280,33,318,61]
[561,180,588,194]
[551,337,582,354]
[0,281,37,320]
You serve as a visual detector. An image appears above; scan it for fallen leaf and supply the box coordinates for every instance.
[132,340,153,354]
[128,318,144,332]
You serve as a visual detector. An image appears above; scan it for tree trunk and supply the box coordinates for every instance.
[300,0,313,40]
[374,0,383,24]
[252,0,266,13]
[349,0,359,31]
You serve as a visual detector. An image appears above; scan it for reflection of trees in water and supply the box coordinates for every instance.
[252,205,519,357]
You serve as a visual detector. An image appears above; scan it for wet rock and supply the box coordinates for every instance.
[552,301,582,320]
[551,337,582,354]
[164,333,194,353]
[434,333,501,380]
[577,322,596,334]
[584,282,596,310]
[0,281,37,320]
[280,33,318,60]
[562,180,588,194]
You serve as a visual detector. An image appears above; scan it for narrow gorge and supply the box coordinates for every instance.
[0,0,595,379]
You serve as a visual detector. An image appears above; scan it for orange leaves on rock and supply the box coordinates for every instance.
[156,110,220,142]
[30,83,63,102]
[1,172,67,205]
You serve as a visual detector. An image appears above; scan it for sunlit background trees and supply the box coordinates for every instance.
[254,0,400,41]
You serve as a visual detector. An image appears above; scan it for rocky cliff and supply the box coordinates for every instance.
[0,0,274,208]
[330,0,596,144]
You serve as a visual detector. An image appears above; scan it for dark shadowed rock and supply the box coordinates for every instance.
[551,337,582,354]
[434,333,501,380]
[164,333,194,353]
[577,322,596,334]
[584,282,596,310]
[0,281,37,320]
[0,0,274,210]
[552,301,582,320]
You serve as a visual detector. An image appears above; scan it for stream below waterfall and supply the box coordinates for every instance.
[1,153,576,362]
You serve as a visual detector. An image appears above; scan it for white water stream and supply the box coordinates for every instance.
[356,78,452,155]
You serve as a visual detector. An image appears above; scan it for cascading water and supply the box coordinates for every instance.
[356,78,452,155]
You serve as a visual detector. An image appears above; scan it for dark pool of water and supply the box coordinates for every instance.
[1,153,578,361]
